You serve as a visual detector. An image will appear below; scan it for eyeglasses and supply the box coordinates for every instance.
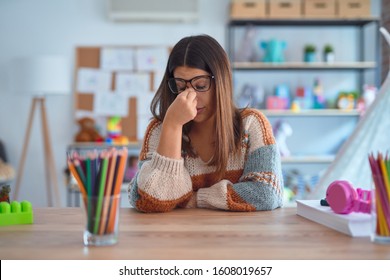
[168,75,214,94]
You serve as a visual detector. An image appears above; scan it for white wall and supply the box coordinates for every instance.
[0,0,230,207]
[0,0,382,207]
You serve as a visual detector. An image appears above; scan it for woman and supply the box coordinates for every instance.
[128,34,283,212]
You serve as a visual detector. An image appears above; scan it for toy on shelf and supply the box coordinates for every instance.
[312,78,326,109]
[275,84,290,109]
[106,116,129,145]
[284,169,305,199]
[294,86,313,109]
[283,169,322,200]
[124,155,139,182]
[236,83,265,109]
[235,26,258,62]
[0,160,15,182]
[283,187,295,204]
[260,39,286,63]
[0,200,33,226]
[357,84,377,114]
[273,119,292,157]
[266,84,291,110]
[74,117,104,142]
[266,96,288,110]
[0,139,15,182]
[336,92,357,110]
[0,184,11,203]
[290,100,301,112]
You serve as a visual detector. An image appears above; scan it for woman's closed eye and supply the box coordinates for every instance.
[193,83,208,91]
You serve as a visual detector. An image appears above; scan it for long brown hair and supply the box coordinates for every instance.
[150,34,243,179]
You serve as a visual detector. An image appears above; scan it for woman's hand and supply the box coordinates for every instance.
[164,88,197,127]
[157,88,197,159]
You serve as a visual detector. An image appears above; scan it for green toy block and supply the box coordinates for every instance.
[0,201,34,226]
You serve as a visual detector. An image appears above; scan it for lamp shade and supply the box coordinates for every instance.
[9,55,71,95]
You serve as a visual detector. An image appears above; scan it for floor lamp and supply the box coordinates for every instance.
[9,56,70,207]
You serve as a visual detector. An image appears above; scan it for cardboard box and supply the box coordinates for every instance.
[338,0,371,18]
[304,0,336,18]
[268,0,302,19]
[230,0,266,19]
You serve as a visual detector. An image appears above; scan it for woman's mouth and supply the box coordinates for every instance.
[196,107,205,114]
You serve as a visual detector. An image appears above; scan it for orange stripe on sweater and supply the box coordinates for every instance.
[139,119,161,161]
[241,109,275,146]
[136,188,192,213]
[227,185,256,212]
[191,169,243,191]
[240,172,282,195]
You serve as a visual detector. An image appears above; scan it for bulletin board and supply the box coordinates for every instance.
[74,46,169,141]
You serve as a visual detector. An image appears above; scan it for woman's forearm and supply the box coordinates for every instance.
[156,119,183,159]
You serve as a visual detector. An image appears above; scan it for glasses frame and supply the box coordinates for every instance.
[168,75,215,94]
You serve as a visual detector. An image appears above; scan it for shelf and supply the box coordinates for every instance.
[67,142,141,149]
[0,180,12,185]
[263,109,360,117]
[233,61,376,70]
[228,17,380,27]
[281,155,335,164]
[228,15,380,198]
[66,142,142,155]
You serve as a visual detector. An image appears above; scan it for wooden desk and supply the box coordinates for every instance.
[0,208,389,260]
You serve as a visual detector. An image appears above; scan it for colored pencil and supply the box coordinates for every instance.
[99,149,118,234]
[67,160,88,210]
[91,150,97,197]
[69,147,127,237]
[93,152,109,234]
[107,148,128,233]
[73,159,87,188]
[369,152,390,236]
[67,159,87,200]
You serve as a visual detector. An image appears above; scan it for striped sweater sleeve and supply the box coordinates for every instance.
[196,110,284,211]
[127,119,192,212]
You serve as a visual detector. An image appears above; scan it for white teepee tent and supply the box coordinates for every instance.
[309,27,390,198]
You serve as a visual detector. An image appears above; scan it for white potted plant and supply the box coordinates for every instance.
[323,44,335,63]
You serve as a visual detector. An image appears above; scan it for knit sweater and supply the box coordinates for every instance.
[128,108,284,212]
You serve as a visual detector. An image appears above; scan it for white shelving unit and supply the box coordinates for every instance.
[262,109,360,117]
[281,155,335,164]
[227,18,381,199]
[233,61,376,70]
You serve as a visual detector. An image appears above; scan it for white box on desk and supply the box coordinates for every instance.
[296,200,371,237]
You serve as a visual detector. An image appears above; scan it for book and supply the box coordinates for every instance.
[296,200,371,237]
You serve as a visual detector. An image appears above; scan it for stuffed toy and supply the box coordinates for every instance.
[273,119,293,157]
[74,117,103,142]
[0,160,15,182]
[0,184,11,203]
[260,39,286,63]
[0,140,15,182]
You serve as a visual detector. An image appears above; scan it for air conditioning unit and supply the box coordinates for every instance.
[107,0,199,22]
